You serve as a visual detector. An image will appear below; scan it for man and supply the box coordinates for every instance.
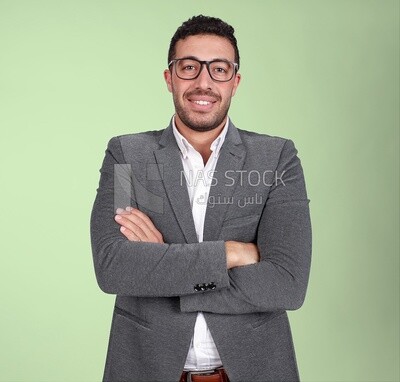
[90,15,312,382]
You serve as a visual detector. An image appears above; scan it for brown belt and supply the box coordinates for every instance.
[180,367,229,382]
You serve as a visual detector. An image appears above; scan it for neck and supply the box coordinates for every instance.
[174,116,227,164]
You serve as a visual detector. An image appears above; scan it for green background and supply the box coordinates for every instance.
[0,1,398,381]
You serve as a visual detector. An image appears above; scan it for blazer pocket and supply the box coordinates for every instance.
[114,306,152,331]
[251,310,286,329]
[222,214,261,228]
[220,214,261,242]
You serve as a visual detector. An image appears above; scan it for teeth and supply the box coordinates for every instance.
[193,100,211,105]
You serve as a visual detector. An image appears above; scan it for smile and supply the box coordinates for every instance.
[193,100,211,106]
[187,97,217,110]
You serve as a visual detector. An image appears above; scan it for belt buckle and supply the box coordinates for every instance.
[186,369,215,382]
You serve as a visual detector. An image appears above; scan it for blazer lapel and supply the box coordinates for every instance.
[203,121,246,242]
[154,124,198,244]
[154,120,246,244]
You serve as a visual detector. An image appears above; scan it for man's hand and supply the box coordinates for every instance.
[225,241,260,269]
[114,207,164,243]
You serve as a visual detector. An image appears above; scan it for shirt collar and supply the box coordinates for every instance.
[172,116,229,160]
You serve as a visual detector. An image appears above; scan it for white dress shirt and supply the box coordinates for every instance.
[172,116,229,371]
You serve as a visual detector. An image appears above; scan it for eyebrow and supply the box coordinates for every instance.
[177,55,231,62]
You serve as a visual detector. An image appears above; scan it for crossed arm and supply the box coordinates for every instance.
[114,207,260,270]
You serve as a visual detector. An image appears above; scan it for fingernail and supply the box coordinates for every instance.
[115,215,121,220]
[116,208,124,214]
[126,206,134,211]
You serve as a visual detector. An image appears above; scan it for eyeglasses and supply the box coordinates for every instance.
[168,57,239,82]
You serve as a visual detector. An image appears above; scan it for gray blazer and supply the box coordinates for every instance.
[90,120,312,382]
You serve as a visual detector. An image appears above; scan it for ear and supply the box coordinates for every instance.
[164,69,172,93]
[231,73,241,97]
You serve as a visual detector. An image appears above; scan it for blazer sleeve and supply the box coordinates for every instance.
[90,137,230,297]
[180,139,312,313]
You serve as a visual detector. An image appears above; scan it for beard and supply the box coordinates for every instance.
[172,90,231,132]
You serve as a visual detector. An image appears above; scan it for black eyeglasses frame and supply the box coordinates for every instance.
[168,57,239,82]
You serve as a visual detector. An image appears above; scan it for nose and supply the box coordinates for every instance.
[194,63,213,89]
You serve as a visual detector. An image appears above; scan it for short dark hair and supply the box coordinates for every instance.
[168,15,240,69]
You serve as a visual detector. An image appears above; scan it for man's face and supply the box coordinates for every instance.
[164,34,241,132]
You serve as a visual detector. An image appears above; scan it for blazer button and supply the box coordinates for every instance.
[194,284,204,292]
[194,282,216,292]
